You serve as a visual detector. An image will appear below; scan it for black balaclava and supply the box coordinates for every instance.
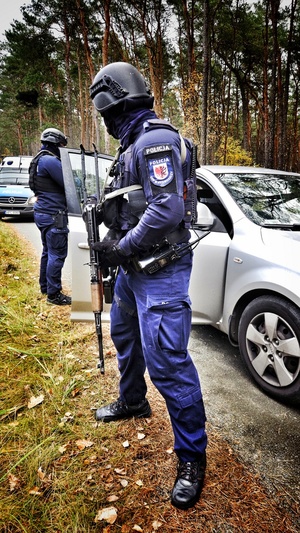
[102,96,155,146]
[41,142,61,158]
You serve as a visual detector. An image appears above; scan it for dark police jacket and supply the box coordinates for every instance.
[104,114,196,258]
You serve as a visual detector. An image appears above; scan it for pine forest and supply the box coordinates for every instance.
[0,0,299,171]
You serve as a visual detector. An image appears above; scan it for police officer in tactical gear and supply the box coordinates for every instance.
[90,62,207,510]
[32,127,71,305]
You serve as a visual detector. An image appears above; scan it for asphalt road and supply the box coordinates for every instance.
[7,216,300,524]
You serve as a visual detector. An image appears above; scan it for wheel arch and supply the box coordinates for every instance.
[228,289,300,346]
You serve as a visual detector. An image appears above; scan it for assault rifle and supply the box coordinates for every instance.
[80,144,105,374]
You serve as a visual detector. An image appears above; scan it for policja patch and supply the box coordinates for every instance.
[144,144,178,194]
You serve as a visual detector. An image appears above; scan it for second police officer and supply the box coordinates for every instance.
[31,128,71,305]
[89,62,207,510]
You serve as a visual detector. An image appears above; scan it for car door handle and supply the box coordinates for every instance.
[78,242,90,250]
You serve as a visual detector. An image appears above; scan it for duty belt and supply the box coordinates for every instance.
[126,227,191,274]
[137,227,190,259]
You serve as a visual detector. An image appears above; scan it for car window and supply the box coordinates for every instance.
[69,152,111,205]
[0,171,29,186]
[60,148,113,215]
[217,172,300,225]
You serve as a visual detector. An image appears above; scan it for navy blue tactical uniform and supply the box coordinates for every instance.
[90,62,207,510]
[110,111,207,460]
[32,128,71,305]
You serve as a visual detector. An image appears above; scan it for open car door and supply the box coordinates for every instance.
[60,147,113,322]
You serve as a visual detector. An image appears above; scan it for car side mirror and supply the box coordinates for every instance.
[194,203,215,230]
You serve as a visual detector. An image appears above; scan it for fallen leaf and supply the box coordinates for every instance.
[120,479,128,487]
[8,473,21,491]
[60,412,74,424]
[37,467,46,481]
[94,506,118,524]
[84,455,97,464]
[29,486,42,495]
[133,525,143,532]
[107,494,119,502]
[75,439,94,450]
[152,520,163,530]
[27,395,44,409]
[114,468,126,475]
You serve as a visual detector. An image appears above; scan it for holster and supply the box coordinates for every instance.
[53,210,67,229]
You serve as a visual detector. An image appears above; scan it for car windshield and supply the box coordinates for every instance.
[217,172,300,226]
[0,172,29,186]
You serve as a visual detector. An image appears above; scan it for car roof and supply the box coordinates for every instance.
[1,156,32,172]
[199,165,300,177]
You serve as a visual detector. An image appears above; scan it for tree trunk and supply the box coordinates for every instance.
[200,0,210,164]
[281,0,298,169]
[262,0,271,167]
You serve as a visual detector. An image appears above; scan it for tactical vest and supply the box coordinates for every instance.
[102,119,198,231]
[29,150,63,195]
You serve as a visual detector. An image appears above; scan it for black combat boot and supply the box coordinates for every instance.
[47,291,72,305]
[171,453,206,510]
[95,398,151,422]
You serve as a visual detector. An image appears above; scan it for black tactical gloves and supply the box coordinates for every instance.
[92,240,126,268]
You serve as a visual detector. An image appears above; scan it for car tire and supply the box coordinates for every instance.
[238,295,300,404]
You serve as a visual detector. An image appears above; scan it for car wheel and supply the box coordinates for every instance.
[238,295,300,403]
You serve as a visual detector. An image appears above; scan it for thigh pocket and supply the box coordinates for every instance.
[147,295,191,352]
[48,227,69,255]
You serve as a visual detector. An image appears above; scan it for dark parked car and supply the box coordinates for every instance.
[0,156,35,218]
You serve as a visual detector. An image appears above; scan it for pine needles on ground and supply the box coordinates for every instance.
[0,221,299,533]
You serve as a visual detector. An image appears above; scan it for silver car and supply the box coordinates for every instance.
[60,147,300,404]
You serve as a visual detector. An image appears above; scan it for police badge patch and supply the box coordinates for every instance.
[144,144,177,193]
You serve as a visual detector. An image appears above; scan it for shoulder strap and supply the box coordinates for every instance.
[143,119,187,164]
[35,149,59,161]
[105,184,142,200]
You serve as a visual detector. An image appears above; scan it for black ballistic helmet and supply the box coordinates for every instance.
[90,62,154,115]
[41,128,68,146]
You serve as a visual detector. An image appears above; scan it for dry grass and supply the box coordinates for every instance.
[0,220,299,533]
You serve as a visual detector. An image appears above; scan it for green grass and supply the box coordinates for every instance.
[0,221,121,532]
[0,220,299,533]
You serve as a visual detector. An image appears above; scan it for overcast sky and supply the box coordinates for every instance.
[0,0,30,39]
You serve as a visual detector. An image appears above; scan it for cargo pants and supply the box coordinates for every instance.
[34,211,69,296]
[110,251,207,462]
